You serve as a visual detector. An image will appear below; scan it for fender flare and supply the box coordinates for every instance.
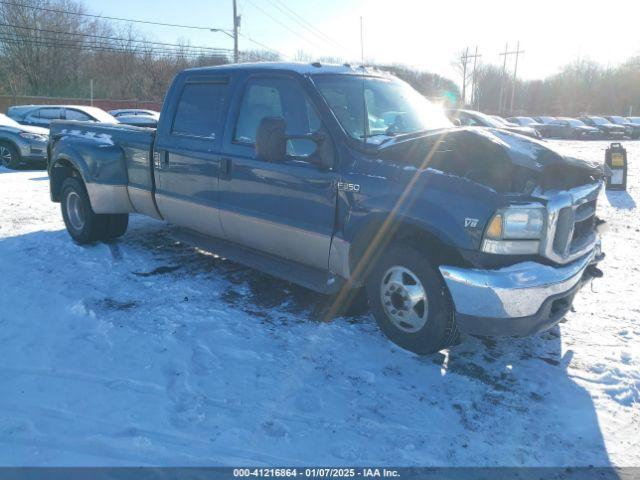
[341,211,468,284]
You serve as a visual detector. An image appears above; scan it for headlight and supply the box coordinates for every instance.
[482,206,545,255]
[19,132,48,142]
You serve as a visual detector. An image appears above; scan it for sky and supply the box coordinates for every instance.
[83,0,640,85]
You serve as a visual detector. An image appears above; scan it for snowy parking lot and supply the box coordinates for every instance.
[0,140,638,467]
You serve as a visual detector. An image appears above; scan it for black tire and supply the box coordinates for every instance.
[60,177,109,244]
[365,244,458,355]
[105,213,129,240]
[0,141,21,169]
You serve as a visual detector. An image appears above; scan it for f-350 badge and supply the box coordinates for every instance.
[337,182,360,192]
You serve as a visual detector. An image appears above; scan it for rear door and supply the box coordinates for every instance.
[154,74,231,238]
[219,73,338,270]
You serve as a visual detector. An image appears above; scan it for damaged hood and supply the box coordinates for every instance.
[378,127,603,176]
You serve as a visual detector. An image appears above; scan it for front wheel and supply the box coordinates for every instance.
[365,244,458,354]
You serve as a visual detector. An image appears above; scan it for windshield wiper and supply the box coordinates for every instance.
[360,131,396,139]
[359,132,397,146]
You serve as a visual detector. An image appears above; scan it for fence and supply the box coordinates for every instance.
[0,95,162,114]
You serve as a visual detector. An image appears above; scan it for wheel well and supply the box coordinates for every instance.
[348,219,466,284]
[0,139,19,153]
[50,158,82,202]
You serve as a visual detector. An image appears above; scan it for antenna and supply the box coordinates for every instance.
[360,16,367,144]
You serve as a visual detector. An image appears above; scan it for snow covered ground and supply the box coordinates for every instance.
[0,140,638,467]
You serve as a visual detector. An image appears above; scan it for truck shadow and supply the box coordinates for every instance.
[438,329,614,467]
[125,225,615,467]
[605,190,636,210]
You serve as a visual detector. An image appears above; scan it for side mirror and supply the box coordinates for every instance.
[452,118,462,127]
[256,117,286,162]
[255,116,335,170]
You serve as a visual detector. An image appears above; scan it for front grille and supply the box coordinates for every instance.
[541,181,602,264]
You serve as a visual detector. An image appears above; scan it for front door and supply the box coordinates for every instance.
[219,74,337,270]
[154,75,230,238]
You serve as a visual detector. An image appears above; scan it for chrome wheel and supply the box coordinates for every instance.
[379,266,429,333]
[0,145,12,167]
[66,191,85,230]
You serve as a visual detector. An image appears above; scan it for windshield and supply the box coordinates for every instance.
[590,116,610,125]
[467,111,504,128]
[608,116,626,124]
[0,113,22,128]
[567,119,586,127]
[312,74,451,141]
[628,117,640,125]
[517,117,537,125]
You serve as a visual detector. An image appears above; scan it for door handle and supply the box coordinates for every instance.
[153,150,169,169]
[220,157,232,178]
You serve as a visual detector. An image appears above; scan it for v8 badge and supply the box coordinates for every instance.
[464,217,479,229]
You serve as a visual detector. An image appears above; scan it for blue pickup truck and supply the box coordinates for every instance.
[47,63,605,354]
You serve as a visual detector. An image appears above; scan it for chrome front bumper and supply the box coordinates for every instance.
[439,242,603,336]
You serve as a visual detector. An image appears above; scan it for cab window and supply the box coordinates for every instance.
[234,77,321,157]
[172,80,228,139]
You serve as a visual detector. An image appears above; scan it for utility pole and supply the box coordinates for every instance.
[498,43,524,114]
[460,47,469,106]
[232,0,239,63]
[498,43,509,114]
[509,41,524,113]
[459,47,481,107]
[470,46,481,109]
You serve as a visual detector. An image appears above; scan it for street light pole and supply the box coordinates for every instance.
[232,0,239,63]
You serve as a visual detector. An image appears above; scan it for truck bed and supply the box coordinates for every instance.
[48,120,159,218]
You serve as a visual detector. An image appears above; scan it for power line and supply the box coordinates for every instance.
[0,34,227,57]
[268,0,343,51]
[0,0,222,31]
[0,22,233,54]
[0,0,283,58]
[243,0,325,51]
[0,35,232,58]
[237,31,286,57]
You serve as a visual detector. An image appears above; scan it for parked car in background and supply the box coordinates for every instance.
[579,116,625,139]
[7,105,117,128]
[108,108,159,127]
[542,117,601,140]
[108,108,160,118]
[490,115,515,125]
[448,109,541,139]
[531,116,559,138]
[506,116,546,135]
[627,117,640,131]
[605,116,640,139]
[114,114,159,128]
[533,116,557,124]
[0,113,48,169]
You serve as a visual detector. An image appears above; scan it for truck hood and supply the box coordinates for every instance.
[376,127,603,192]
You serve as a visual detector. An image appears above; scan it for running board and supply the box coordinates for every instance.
[171,229,345,295]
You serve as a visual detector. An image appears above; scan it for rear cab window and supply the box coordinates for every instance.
[171,79,229,140]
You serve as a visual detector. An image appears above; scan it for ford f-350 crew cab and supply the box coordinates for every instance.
[47,63,605,354]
